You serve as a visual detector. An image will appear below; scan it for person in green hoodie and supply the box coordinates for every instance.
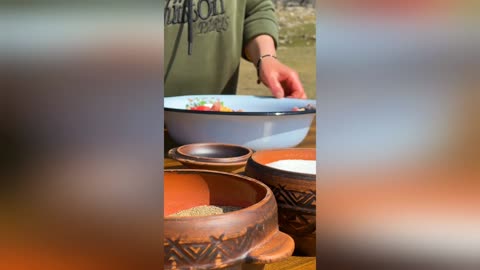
[164,0,307,99]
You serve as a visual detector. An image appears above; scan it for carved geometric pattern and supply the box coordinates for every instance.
[270,184,316,209]
[278,209,316,236]
[265,184,316,236]
[165,223,265,269]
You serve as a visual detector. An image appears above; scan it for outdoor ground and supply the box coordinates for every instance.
[237,7,316,99]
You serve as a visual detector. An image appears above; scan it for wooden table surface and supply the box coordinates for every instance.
[164,120,317,270]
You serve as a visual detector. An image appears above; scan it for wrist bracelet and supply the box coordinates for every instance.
[256,54,277,84]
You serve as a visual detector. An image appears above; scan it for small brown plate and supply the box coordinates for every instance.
[168,143,254,173]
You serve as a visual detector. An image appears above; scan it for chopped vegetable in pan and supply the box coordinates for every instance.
[188,101,242,112]
[186,97,315,113]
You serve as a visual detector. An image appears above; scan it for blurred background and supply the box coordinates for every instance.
[1,3,164,269]
[315,0,480,269]
[238,0,317,99]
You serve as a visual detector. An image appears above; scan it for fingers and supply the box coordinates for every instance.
[287,88,307,99]
[291,91,307,99]
[260,61,306,99]
[270,79,285,99]
[258,58,284,98]
[283,71,307,99]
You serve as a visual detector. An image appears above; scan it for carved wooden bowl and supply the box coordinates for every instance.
[164,169,294,270]
[168,143,253,173]
[245,148,316,256]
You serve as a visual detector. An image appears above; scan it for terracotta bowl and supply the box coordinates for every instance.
[168,143,253,172]
[244,148,316,256]
[164,169,294,270]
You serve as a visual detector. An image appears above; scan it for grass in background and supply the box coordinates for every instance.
[238,7,316,99]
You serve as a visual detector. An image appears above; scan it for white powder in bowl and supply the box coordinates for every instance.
[266,160,316,175]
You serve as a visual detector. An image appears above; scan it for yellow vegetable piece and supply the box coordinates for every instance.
[220,106,233,112]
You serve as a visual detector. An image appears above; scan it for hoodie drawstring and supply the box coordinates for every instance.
[187,0,193,55]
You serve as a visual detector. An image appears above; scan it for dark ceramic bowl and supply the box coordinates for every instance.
[244,148,316,256]
[168,143,253,173]
[164,169,294,270]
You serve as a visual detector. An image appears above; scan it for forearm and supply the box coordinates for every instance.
[244,35,277,65]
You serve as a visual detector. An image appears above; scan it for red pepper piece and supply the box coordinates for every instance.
[190,106,211,111]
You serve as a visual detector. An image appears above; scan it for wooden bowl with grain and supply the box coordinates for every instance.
[164,169,295,270]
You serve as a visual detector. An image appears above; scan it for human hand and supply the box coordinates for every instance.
[258,57,307,99]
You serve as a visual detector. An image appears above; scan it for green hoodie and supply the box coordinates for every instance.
[164,0,279,97]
